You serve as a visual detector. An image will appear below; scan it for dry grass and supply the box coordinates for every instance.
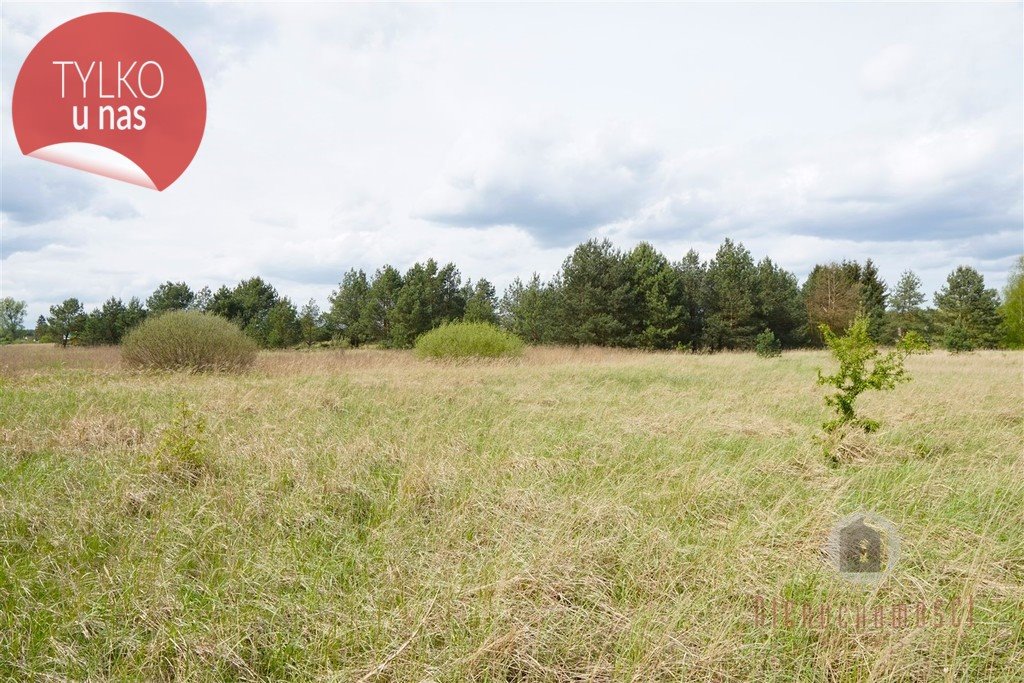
[1,343,1022,681]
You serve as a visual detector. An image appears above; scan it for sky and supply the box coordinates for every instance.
[2,2,1022,321]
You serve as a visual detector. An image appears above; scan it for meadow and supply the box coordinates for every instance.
[1,344,1021,681]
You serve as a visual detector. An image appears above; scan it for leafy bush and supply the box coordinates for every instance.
[755,329,782,357]
[817,314,927,433]
[415,321,524,360]
[121,310,257,372]
[898,330,930,353]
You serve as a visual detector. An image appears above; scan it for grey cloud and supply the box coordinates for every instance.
[420,128,664,247]
[0,159,98,224]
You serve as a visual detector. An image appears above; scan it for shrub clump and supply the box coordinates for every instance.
[755,328,782,357]
[415,321,524,360]
[121,310,257,372]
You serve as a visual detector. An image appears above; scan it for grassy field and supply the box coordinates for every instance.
[1,344,1021,681]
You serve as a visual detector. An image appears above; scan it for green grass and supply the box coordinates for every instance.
[0,345,1021,681]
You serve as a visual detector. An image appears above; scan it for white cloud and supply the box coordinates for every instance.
[1,2,1021,320]
[860,44,916,97]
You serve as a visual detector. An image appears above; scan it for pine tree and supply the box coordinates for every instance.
[858,259,888,341]
[328,269,371,345]
[360,266,403,345]
[146,282,195,316]
[888,270,926,340]
[298,300,326,347]
[463,279,498,324]
[624,242,685,349]
[47,298,86,348]
[754,258,806,348]
[701,239,759,350]
[934,266,1002,349]
[500,274,558,344]
[556,239,637,346]
[675,249,706,350]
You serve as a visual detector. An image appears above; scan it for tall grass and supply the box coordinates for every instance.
[121,310,257,372]
[0,345,1021,680]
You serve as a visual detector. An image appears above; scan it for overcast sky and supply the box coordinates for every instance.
[2,2,1022,320]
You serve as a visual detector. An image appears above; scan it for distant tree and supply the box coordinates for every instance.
[360,266,403,345]
[47,298,86,347]
[999,256,1024,349]
[328,269,371,345]
[556,239,637,346]
[804,263,860,344]
[675,249,706,350]
[80,298,126,345]
[208,277,280,346]
[0,297,27,343]
[389,260,465,348]
[192,286,213,312]
[463,278,499,325]
[888,270,927,341]
[934,266,1001,350]
[146,281,195,316]
[78,296,146,345]
[625,242,685,349]
[298,299,327,347]
[34,315,52,343]
[858,259,888,341]
[500,274,558,344]
[701,239,759,350]
[754,258,806,348]
[264,298,301,348]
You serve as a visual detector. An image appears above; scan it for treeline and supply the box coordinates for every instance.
[7,238,1023,352]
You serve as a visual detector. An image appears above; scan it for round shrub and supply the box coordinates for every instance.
[415,321,524,360]
[121,310,257,372]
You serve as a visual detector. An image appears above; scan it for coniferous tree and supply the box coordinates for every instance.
[389,260,465,347]
[360,265,404,345]
[888,270,926,341]
[328,269,371,345]
[858,259,888,341]
[34,315,52,342]
[264,298,301,348]
[754,257,806,348]
[701,239,759,350]
[298,299,327,347]
[208,277,281,346]
[463,278,499,324]
[675,249,706,350]
[624,242,686,349]
[146,281,195,316]
[934,266,1002,349]
[500,274,558,344]
[556,239,636,346]
[47,298,86,347]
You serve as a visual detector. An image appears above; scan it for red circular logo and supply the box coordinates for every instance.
[12,12,206,191]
